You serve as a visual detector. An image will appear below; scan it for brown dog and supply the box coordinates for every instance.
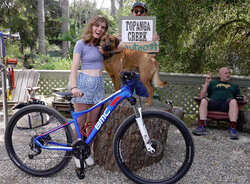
[100,34,167,106]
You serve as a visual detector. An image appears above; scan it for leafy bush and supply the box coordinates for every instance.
[32,55,72,70]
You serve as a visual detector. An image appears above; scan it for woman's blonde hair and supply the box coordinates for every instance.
[82,15,108,44]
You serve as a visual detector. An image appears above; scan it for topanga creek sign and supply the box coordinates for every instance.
[119,16,159,53]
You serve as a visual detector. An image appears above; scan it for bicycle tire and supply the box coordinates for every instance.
[5,105,73,176]
[113,110,194,184]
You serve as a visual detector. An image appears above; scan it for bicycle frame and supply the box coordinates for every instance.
[34,84,133,151]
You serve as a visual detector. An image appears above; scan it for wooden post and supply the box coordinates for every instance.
[0,32,8,130]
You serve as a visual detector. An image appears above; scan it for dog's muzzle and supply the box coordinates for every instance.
[102,43,112,51]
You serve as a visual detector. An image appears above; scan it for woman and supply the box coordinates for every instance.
[70,15,108,168]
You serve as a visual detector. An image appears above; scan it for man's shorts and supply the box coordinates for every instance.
[206,98,232,112]
[120,73,149,97]
[72,72,104,104]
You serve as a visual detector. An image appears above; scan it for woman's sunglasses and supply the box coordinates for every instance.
[134,9,145,14]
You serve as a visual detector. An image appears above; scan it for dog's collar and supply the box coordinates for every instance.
[103,52,114,60]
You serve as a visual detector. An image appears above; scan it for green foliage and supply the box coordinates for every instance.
[32,55,72,70]
[1,0,249,75]
[146,0,249,75]
[3,39,23,59]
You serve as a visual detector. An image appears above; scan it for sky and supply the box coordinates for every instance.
[69,0,111,9]
[91,0,111,9]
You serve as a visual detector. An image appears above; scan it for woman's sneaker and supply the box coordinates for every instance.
[74,156,83,168]
[85,156,95,166]
[74,156,95,168]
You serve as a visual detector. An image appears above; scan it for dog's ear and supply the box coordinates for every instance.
[115,37,120,48]
[95,38,101,46]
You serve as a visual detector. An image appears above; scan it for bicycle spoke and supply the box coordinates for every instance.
[114,110,194,184]
[5,105,73,176]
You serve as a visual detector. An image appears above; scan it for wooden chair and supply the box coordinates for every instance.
[194,97,247,124]
[0,69,40,110]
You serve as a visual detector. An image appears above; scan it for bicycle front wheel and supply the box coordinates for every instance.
[5,105,73,176]
[114,110,194,184]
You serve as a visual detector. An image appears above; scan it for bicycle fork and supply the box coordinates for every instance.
[133,106,156,154]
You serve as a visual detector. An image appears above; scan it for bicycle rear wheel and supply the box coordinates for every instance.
[5,105,73,176]
[113,110,194,184]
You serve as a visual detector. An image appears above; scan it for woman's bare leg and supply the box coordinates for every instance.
[73,103,89,139]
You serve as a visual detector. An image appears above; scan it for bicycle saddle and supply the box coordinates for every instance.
[54,92,73,101]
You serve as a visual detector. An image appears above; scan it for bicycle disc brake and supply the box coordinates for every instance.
[146,139,163,157]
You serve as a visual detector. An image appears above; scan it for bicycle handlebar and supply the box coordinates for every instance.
[121,71,137,85]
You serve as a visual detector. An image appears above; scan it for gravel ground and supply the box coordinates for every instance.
[0,126,249,184]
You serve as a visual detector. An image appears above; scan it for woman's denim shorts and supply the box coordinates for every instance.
[72,72,104,104]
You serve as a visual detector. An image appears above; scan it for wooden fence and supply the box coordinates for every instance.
[35,70,250,114]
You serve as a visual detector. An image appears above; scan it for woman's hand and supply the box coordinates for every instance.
[72,87,82,97]
[97,46,104,54]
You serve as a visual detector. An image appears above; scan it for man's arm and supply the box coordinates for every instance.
[243,96,247,102]
[152,33,160,41]
[113,34,126,53]
[114,43,126,53]
[200,72,212,98]
[235,84,247,102]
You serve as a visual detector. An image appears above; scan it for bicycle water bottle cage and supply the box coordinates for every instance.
[121,71,137,85]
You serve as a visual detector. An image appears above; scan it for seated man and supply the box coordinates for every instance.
[192,67,246,140]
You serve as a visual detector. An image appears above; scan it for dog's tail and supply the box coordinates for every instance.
[152,62,167,88]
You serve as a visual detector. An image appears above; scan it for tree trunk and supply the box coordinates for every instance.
[111,0,116,18]
[118,0,124,9]
[93,97,172,171]
[38,0,46,55]
[60,0,70,58]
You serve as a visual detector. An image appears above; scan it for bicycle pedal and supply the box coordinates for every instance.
[75,168,85,179]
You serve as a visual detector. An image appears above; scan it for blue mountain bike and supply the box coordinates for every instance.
[5,72,194,184]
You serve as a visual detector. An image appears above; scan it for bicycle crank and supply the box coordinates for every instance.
[72,141,91,180]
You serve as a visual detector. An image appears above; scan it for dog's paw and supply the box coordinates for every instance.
[145,100,152,106]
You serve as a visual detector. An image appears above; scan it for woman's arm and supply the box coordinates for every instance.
[70,53,82,96]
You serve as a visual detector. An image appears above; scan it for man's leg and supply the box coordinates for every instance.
[199,98,208,120]
[228,99,238,122]
[228,99,239,140]
[121,78,136,94]
[135,74,149,97]
[192,98,208,136]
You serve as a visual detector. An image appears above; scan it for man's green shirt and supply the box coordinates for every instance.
[207,81,240,101]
